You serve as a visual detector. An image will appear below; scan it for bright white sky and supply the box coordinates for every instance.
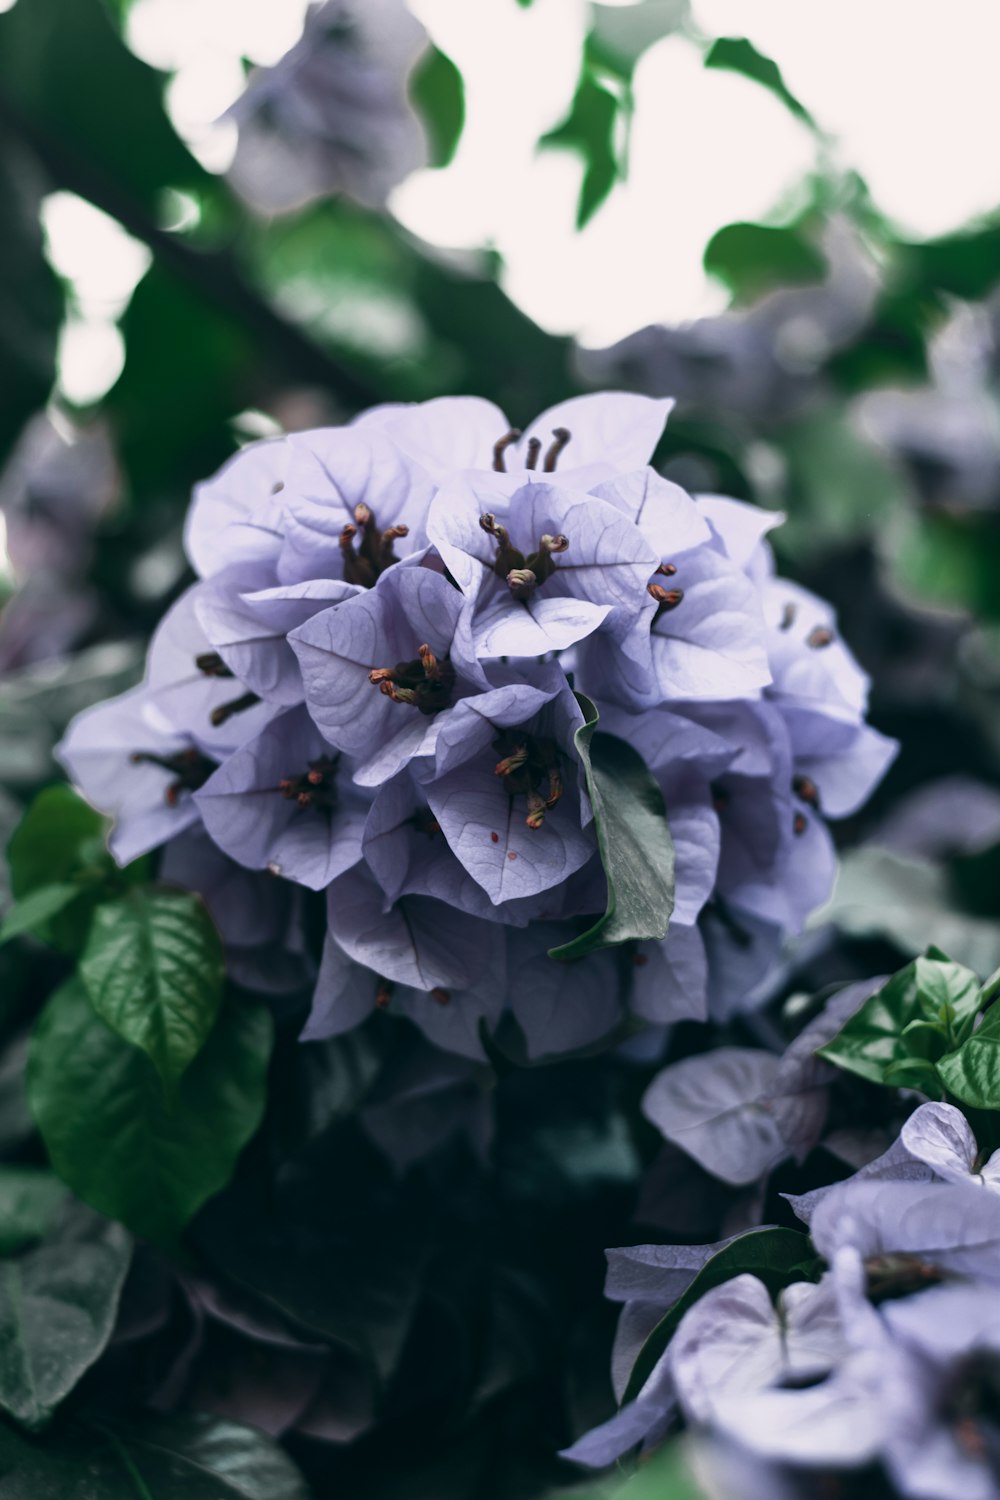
[35,0,1000,402]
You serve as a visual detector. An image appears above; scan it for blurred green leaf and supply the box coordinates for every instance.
[550,697,675,960]
[894,510,1000,624]
[0,1196,130,1432]
[0,1167,68,1256]
[410,44,465,169]
[29,978,272,1246]
[0,141,63,467]
[540,67,622,229]
[623,1228,818,1403]
[0,1412,313,1499]
[704,36,814,127]
[79,887,225,1089]
[705,221,825,303]
[589,1,688,80]
[0,884,82,948]
[7,786,106,899]
[938,991,1000,1109]
[0,0,210,213]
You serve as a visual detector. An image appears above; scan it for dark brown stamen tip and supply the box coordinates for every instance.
[540,533,569,555]
[525,792,546,829]
[493,428,522,473]
[307,768,325,785]
[793,811,808,836]
[375,981,393,1010]
[525,436,542,471]
[209,690,261,727]
[779,602,797,631]
[495,746,529,777]
[506,567,537,599]
[648,584,684,611]
[418,643,441,679]
[431,987,451,1007]
[656,562,677,577]
[807,625,835,649]
[195,652,234,679]
[793,774,821,810]
[543,427,571,473]
[297,791,313,808]
[354,502,371,526]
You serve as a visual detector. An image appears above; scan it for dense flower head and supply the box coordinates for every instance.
[56,392,895,1059]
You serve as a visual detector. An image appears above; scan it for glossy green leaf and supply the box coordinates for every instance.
[410,44,465,168]
[540,67,622,228]
[0,885,82,948]
[704,36,814,127]
[550,696,674,960]
[0,1197,130,1431]
[79,887,225,1088]
[0,1411,313,1499]
[622,1228,819,1403]
[29,979,272,1246]
[0,1168,68,1256]
[0,142,63,469]
[817,950,981,1089]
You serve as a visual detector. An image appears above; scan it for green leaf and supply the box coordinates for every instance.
[704,221,825,304]
[0,1167,68,1256]
[79,887,225,1089]
[550,696,674,960]
[0,1197,130,1431]
[7,786,107,899]
[409,44,465,169]
[28,978,272,1247]
[610,1439,707,1500]
[0,141,64,469]
[622,1228,818,1404]
[0,1411,313,1498]
[938,1002,1000,1110]
[540,67,622,228]
[704,36,814,126]
[0,885,82,948]
[818,951,982,1089]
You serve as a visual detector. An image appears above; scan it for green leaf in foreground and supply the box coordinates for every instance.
[817,950,981,1090]
[622,1228,818,1404]
[79,887,225,1088]
[0,1198,130,1431]
[29,978,272,1246]
[550,696,674,960]
[0,1411,312,1499]
[704,36,814,127]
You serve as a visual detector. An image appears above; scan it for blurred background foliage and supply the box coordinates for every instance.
[2,0,1000,1494]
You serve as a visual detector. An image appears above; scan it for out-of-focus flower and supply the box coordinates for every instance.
[226,0,428,216]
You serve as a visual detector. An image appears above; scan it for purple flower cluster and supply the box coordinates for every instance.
[568,1097,1000,1500]
[57,393,895,1059]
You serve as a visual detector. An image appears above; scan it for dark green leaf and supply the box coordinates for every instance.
[0,1168,68,1256]
[410,44,465,169]
[818,951,982,1089]
[610,1439,707,1499]
[704,36,814,127]
[540,68,622,228]
[622,1228,818,1403]
[0,141,63,468]
[79,887,225,1088]
[0,1411,312,1498]
[29,978,272,1246]
[550,696,674,960]
[0,0,211,216]
[0,1197,130,1431]
[7,786,106,900]
[704,222,825,304]
[0,885,82,948]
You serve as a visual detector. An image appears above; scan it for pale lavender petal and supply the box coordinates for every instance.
[519,393,673,473]
[641,1048,787,1187]
[592,468,711,558]
[185,439,287,578]
[698,494,783,571]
